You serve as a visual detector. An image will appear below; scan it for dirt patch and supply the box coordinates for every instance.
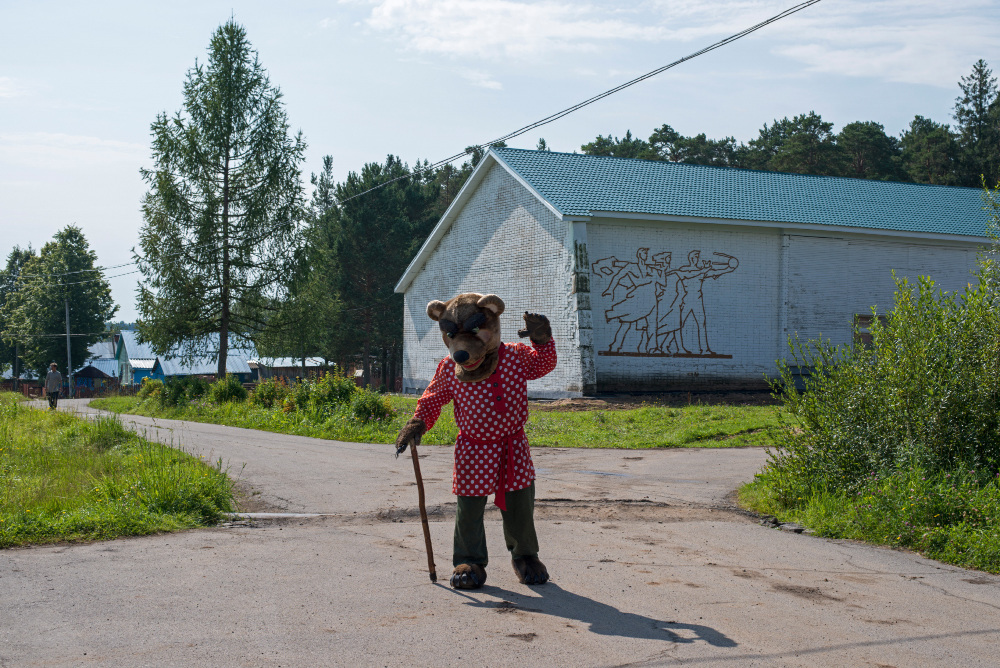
[771,583,843,602]
[232,480,285,513]
[530,391,777,412]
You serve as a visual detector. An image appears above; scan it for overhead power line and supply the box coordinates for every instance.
[19,0,821,285]
[336,0,824,205]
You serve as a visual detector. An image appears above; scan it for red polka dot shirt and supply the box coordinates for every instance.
[414,339,557,504]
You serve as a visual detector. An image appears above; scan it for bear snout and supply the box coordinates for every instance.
[453,350,470,364]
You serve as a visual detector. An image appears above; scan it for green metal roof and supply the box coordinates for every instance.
[492,147,992,238]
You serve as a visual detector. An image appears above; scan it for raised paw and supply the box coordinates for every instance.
[450,564,487,590]
[517,312,552,345]
[512,555,549,586]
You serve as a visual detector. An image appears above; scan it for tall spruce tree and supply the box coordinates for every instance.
[0,227,116,379]
[137,20,306,376]
[954,59,999,187]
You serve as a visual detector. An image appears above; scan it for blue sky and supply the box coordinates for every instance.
[1,0,997,321]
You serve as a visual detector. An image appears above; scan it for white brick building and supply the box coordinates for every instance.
[395,148,991,397]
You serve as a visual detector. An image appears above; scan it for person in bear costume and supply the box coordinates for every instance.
[395,293,556,589]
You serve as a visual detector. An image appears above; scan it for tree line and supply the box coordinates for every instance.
[2,19,997,389]
[581,59,1000,188]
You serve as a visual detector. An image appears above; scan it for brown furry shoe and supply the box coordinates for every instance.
[512,555,549,585]
[450,564,487,589]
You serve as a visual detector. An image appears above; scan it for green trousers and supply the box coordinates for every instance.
[453,482,539,567]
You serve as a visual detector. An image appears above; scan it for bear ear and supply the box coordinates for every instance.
[477,294,505,316]
[426,300,447,321]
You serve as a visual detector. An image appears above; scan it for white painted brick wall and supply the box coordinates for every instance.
[587,220,780,390]
[786,235,980,345]
[402,163,582,398]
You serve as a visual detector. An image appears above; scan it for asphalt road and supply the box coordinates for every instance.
[3,399,1000,667]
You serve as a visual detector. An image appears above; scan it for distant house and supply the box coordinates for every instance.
[73,364,117,393]
[396,148,991,396]
[130,358,164,385]
[116,330,255,384]
[116,331,158,385]
[86,339,119,381]
[253,357,329,381]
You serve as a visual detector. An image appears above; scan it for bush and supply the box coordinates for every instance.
[186,377,210,399]
[249,377,290,409]
[763,270,1000,507]
[208,375,248,403]
[310,370,356,409]
[137,378,163,400]
[760,180,1000,506]
[159,377,213,407]
[740,183,1000,573]
[350,388,394,422]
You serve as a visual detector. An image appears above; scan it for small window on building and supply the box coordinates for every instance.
[854,314,887,348]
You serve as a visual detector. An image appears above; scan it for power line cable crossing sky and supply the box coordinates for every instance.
[19,0,823,288]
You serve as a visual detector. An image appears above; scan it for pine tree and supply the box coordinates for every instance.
[137,20,306,376]
[900,116,960,185]
[331,156,423,387]
[837,121,901,181]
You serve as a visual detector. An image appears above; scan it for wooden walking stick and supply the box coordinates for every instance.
[397,439,437,582]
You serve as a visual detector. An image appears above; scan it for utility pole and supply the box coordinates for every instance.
[12,342,18,393]
[65,298,73,399]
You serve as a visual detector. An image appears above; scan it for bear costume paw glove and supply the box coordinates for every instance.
[394,417,427,457]
[517,312,552,346]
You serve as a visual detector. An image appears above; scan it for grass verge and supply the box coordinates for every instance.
[740,467,1000,574]
[91,395,786,449]
[0,393,234,548]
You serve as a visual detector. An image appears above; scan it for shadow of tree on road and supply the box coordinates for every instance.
[447,582,737,647]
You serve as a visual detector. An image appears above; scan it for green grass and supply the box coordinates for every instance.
[0,393,234,548]
[740,467,1000,574]
[92,394,786,449]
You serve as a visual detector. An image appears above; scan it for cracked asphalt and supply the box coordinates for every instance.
[2,399,999,667]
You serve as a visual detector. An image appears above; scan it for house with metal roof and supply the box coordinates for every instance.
[396,148,992,396]
[116,330,255,384]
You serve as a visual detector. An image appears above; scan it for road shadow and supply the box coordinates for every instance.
[446,582,736,647]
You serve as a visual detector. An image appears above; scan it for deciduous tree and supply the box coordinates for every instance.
[0,227,116,378]
[0,246,35,379]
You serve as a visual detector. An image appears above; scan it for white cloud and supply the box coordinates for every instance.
[365,0,673,60]
[0,133,147,171]
[461,69,503,89]
[319,17,336,29]
[767,0,1000,88]
[0,76,29,99]
[360,0,999,88]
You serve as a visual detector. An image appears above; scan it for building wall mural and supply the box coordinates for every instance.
[592,248,739,358]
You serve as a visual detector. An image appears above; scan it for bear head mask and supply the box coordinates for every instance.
[426,293,504,383]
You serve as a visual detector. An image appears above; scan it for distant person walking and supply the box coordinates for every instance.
[45,363,63,410]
